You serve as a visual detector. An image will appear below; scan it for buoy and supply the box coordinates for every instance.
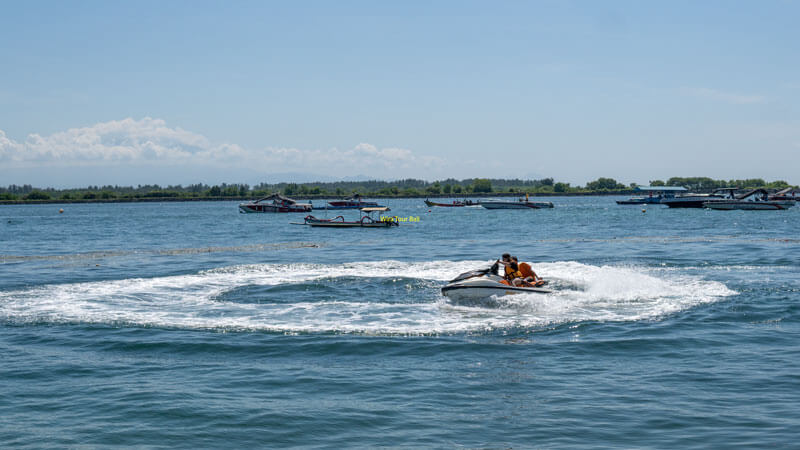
[59,208,64,214]
[642,209,646,213]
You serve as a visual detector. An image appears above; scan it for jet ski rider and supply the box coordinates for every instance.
[496,254,545,287]
[496,253,521,285]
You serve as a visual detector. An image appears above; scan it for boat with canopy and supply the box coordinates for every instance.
[479,194,553,209]
[704,189,795,210]
[238,193,312,213]
[616,186,687,205]
[301,207,399,228]
[314,194,388,210]
[424,199,477,207]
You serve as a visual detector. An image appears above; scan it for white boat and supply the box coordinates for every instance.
[704,189,795,210]
[441,266,551,301]
[479,195,553,209]
[238,193,312,213]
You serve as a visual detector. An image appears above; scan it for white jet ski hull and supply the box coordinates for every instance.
[441,277,551,301]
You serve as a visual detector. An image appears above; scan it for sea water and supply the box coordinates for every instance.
[1,198,798,447]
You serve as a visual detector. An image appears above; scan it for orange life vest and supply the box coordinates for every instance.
[504,263,522,280]
[519,262,534,279]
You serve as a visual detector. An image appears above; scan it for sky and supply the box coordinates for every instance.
[1,0,799,188]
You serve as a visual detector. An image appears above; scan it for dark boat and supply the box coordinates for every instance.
[660,188,738,208]
[424,199,476,207]
[616,186,687,205]
[316,194,387,210]
[239,193,312,213]
[769,187,799,201]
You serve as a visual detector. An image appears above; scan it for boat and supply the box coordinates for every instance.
[315,194,387,210]
[769,187,799,202]
[424,199,476,207]
[301,207,399,228]
[441,264,551,301]
[479,194,554,209]
[660,188,739,208]
[479,199,554,209]
[704,189,795,210]
[616,186,687,205]
[238,193,312,213]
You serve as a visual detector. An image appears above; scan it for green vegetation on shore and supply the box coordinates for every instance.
[0,177,795,203]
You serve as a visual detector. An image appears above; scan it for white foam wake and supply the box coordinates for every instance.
[0,260,737,334]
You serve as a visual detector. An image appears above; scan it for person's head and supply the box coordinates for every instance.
[501,253,511,261]
[511,256,518,262]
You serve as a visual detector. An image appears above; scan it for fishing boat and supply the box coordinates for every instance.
[660,188,739,208]
[315,194,387,210]
[424,199,476,207]
[479,194,553,209]
[302,207,399,228]
[704,189,795,210]
[238,193,312,213]
[616,186,687,205]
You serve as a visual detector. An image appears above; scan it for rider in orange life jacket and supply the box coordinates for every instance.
[496,253,522,285]
[497,254,543,287]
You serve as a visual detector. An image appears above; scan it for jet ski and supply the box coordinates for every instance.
[441,263,552,301]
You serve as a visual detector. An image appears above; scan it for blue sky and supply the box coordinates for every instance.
[1,0,799,187]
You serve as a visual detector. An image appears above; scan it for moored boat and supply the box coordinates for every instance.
[704,189,795,210]
[302,207,399,228]
[769,187,799,202]
[315,194,387,210]
[660,188,738,208]
[479,198,554,209]
[616,186,687,205]
[239,193,312,213]
[424,199,476,207]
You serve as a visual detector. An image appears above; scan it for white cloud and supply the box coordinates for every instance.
[680,87,766,105]
[0,117,441,178]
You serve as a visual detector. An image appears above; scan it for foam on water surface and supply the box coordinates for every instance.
[0,260,737,334]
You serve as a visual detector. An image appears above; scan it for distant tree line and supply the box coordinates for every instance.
[0,177,795,202]
[647,177,791,191]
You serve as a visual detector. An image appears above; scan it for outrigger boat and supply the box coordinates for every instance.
[424,199,476,207]
[314,194,388,210]
[302,207,399,228]
[704,189,795,210]
[441,263,551,301]
[239,193,312,213]
[479,194,553,209]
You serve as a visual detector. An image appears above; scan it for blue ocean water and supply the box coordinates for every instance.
[1,197,799,447]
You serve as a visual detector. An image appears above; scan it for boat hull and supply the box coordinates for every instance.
[239,204,311,213]
[316,202,386,210]
[424,200,468,207]
[306,221,398,228]
[616,197,664,205]
[704,201,794,210]
[479,201,554,209]
[303,215,399,227]
[441,278,551,301]
[661,199,713,208]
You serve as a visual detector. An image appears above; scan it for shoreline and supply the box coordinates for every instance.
[0,191,633,205]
